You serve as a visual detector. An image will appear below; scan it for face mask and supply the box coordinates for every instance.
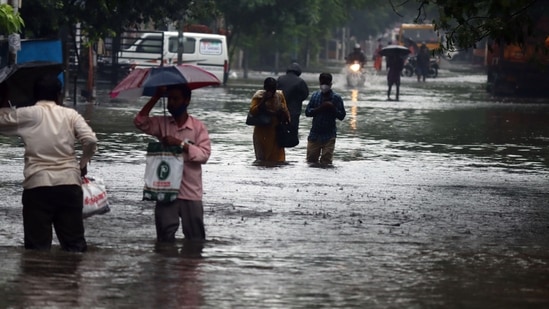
[320,84,331,93]
[168,104,187,118]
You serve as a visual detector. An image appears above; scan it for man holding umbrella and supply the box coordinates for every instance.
[380,45,410,101]
[114,64,218,243]
[134,84,211,243]
[386,53,405,101]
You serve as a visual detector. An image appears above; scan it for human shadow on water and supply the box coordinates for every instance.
[150,240,205,308]
[307,162,335,169]
[252,160,290,167]
[154,240,205,259]
[14,250,84,307]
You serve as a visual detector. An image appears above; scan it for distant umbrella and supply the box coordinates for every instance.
[379,45,411,58]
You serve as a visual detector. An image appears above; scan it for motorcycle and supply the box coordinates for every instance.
[402,55,439,78]
[345,61,366,87]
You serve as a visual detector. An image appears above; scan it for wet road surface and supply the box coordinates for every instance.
[1,62,549,308]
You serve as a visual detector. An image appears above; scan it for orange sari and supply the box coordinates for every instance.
[249,90,290,163]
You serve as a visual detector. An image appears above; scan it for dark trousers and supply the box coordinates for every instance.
[155,199,205,242]
[22,185,87,252]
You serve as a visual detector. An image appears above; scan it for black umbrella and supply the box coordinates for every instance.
[0,61,64,107]
[379,45,411,58]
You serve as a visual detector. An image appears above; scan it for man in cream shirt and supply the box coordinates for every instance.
[0,74,97,252]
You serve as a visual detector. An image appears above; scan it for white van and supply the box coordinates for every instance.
[118,31,229,84]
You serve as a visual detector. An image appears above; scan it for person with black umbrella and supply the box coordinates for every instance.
[386,53,405,101]
[380,45,410,101]
[0,61,64,107]
[0,74,97,252]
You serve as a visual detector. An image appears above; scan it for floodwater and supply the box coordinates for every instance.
[1,62,549,308]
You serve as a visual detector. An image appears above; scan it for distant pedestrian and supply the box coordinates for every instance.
[304,73,346,167]
[0,74,98,252]
[373,42,383,71]
[386,54,405,101]
[249,77,291,164]
[277,62,309,145]
[405,37,419,56]
[416,43,430,82]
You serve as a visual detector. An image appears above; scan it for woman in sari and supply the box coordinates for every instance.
[249,77,290,164]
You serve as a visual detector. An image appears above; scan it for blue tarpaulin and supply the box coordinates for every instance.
[17,39,64,83]
[17,39,63,64]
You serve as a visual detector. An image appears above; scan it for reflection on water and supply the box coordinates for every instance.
[148,241,205,308]
[9,250,84,307]
[0,69,549,307]
[349,89,359,131]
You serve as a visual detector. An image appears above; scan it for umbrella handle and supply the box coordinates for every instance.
[161,97,168,134]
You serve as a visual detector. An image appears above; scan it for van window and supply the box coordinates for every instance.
[200,39,223,55]
[183,38,196,54]
[168,36,196,54]
[168,37,178,53]
[136,36,162,53]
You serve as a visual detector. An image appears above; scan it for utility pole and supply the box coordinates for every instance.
[177,17,184,65]
[177,30,183,65]
[7,0,20,65]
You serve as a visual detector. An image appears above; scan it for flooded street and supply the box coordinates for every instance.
[1,63,549,308]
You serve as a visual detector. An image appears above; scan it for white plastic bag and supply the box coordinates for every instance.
[143,142,183,202]
[82,176,110,218]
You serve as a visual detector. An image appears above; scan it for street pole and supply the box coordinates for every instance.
[177,17,184,65]
[7,0,20,65]
[177,30,183,65]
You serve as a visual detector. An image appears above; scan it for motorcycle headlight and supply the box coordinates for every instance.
[350,63,361,72]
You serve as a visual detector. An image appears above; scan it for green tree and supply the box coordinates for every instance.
[404,0,547,51]
[216,0,374,72]
[16,0,547,73]
[347,1,436,41]
[0,3,24,35]
[20,0,217,76]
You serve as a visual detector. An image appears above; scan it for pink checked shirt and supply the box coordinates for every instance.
[134,114,211,201]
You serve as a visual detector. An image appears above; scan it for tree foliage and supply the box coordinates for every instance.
[216,0,373,67]
[20,0,217,41]
[404,0,547,50]
[11,0,548,66]
[0,4,24,34]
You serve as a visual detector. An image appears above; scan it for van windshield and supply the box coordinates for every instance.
[168,37,196,54]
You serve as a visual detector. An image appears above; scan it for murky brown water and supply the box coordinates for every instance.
[1,63,549,308]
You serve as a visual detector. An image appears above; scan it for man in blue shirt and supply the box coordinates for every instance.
[305,73,346,166]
